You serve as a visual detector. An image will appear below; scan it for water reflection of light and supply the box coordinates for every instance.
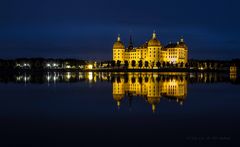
[24,76,27,83]
[112,73,188,112]
[66,72,71,80]
[47,76,51,81]
[53,63,58,67]
[79,72,84,80]
[100,72,108,80]
[88,72,93,81]
[47,73,51,82]
[16,76,21,81]
[44,72,60,83]
[53,75,58,82]
[190,73,195,78]
[167,79,177,87]
[66,65,71,69]
[180,101,183,106]
[16,74,31,83]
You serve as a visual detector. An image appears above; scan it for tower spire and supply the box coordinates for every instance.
[128,35,134,50]
[152,104,156,113]
[180,36,184,43]
[152,30,157,39]
[117,101,121,109]
[117,34,121,42]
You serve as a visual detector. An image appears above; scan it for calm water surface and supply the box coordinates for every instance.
[0,72,239,146]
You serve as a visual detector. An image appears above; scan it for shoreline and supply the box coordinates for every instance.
[0,68,229,73]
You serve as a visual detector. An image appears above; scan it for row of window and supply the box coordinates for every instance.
[114,55,186,60]
[114,50,185,55]
[114,53,124,56]
[149,51,159,54]
[168,52,185,55]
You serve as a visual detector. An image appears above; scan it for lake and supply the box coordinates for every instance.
[0,72,239,146]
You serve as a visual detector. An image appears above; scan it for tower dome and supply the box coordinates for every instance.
[148,31,161,47]
[113,94,124,109]
[113,35,125,49]
[178,36,188,50]
[147,97,160,113]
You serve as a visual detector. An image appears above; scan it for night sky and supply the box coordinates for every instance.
[1,0,240,60]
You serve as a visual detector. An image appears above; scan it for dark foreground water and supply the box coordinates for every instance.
[0,72,239,146]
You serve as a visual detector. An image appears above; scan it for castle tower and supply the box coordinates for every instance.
[179,36,188,64]
[147,31,162,68]
[112,76,125,109]
[113,35,125,64]
[146,74,161,113]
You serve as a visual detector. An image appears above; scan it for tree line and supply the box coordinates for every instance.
[107,59,240,70]
[0,58,86,70]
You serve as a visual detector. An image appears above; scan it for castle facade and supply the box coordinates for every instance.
[113,32,188,68]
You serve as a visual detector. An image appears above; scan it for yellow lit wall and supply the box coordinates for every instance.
[112,73,188,110]
[147,46,161,68]
[161,47,188,65]
[112,33,188,68]
[113,48,125,64]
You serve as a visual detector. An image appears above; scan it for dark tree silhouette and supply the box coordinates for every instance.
[170,62,173,68]
[180,62,184,68]
[144,77,149,82]
[138,77,143,84]
[131,77,136,83]
[124,60,129,69]
[167,62,170,68]
[138,60,143,69]
[156,61,161,69]
[162,62,166,68]
[185,63,189,68]
[145,61,149,69]
[131,60,136,69]
[151,62,155,69]
[111,60,115,69]
[117,60,121,69]
[107,61,110,68]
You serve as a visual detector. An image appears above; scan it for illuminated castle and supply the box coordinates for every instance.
[113,32,188,68]
[112,73,188,112]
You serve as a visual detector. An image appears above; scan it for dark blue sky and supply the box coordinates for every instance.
[0,0,240,60]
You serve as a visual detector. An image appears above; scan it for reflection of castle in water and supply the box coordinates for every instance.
[1,71,239,113]
[2,71,237,84]
[112,73,187,112]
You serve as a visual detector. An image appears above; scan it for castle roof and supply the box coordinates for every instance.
[113,35,125,49]
[164,37,188,50]
[148,32,161,47]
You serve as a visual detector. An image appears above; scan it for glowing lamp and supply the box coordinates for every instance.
[88,64,93,69]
